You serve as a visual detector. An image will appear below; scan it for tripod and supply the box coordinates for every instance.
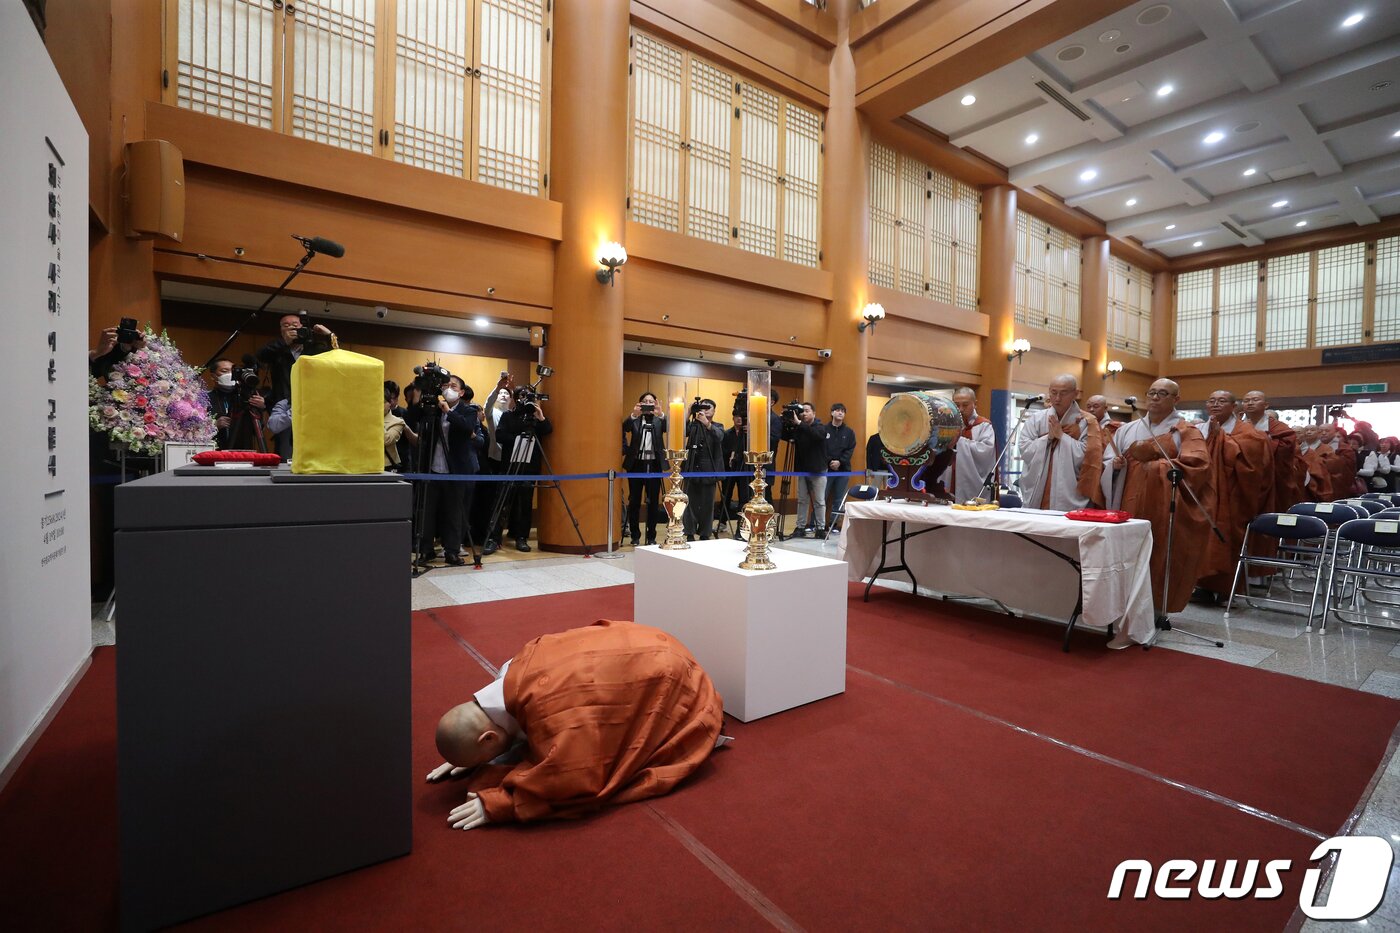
[484,418,591,555]
[1149,465,1224,648]
[410,399,482,576]
[773,435,798,540]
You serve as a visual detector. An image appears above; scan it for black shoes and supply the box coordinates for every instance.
[444,555,466,567]
[482,540,500,556]
[515,539,532,553]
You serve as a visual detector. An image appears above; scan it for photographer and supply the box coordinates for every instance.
[417,375,485,567]
[256,313,332,408]
[207,357,267,451]
[683,401,725,541]
[823,403,856,529]
[484,380,554,555]
[89,319,146,379]
[622,391,667,546]
[784,402,828,537]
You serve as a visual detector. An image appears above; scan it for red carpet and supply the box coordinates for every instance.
[0,583,1396,930]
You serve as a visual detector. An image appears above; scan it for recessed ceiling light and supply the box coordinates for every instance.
[1121,97,1132,103]
[474,317,489,328]
[1235,121,1261,134]
[1126,198,1138,207]
[1056,44,1087,63]
[1080,169,1098,182]
[1392,129,1400,138]
[1156,84,1174,97]
[1243,167,1257,176]
[1166,224,1177,230]
[1025,132,1039,145]
[1342,12,1365,28]
[1373,82,1393,92]
[734,352,746,361]
[895,376,906,382]
[1272,200,1289,208]
[1193,240,1204,248]
[1137,4,1172,26]
[1296,220,1308,227]
[960,94,976,106]
[1099,30,1122,43]
[1203,131,1225,145]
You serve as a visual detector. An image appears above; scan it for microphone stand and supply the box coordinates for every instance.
[1140,424,1225,649]
[201,245,318,371]
[977,403,1036,504]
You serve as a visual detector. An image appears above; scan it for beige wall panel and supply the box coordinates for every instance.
[1010,349,1085,396]
[868,317,981,378]
[173,166,555,311]
[624,259,827,349]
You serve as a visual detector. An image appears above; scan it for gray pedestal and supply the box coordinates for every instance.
[114,472,413,931]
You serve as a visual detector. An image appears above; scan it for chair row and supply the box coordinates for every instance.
[1226,499,1400,633]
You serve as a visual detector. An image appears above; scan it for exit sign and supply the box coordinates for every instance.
[1344,382,1388,394]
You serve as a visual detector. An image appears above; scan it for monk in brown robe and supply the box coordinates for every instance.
[1195,390,1271,597]
[428,620,723,830]
[1241,391,1304,577]
[1106,379,1215,615]
[1297,425,1333,501]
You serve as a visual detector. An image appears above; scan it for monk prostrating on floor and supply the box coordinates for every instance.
[426,620,723,830]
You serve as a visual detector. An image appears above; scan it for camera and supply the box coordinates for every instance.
[295,322,333,355]
[412,361,452,402]
[117,317,140,345]
[231,363,260,395]
[374,305,389,319]
[781,400,804,422]
[640,401,656,421]
[515,386,549,406]
[817,348,832,359]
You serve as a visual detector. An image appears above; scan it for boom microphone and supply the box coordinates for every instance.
[1024,394,1045,403]
[291,234,346,258]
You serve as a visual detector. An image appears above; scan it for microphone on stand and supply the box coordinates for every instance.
[291,234,346,258]
[1023,394,1046,404]
[1125,395,1139,413]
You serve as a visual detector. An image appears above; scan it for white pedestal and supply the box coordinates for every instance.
[634,539,847,722]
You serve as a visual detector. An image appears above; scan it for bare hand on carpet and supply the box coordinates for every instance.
[425,762,473,783]
[449,794,489,831]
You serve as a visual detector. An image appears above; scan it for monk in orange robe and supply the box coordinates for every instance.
[1196,390,1272,597]
[1106,379,1216,615]
[1299,425,1339,501]
[428,620,723,830]
[1241,391,1304,576]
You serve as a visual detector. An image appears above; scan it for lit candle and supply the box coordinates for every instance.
[748,392,768,452]
[668,398,685,451]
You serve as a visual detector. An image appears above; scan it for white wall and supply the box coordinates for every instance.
[0,2,93,776]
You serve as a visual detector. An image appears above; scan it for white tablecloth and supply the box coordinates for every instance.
[838,500,1156,646]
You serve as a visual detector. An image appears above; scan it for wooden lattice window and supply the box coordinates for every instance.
[627,30,823,267]
[1173,268,1214,359]
[1375,236,1400,343]
[1313,242,1366,348]
[1108,257,1152,356]
[867,141,898,289]
[896,155,927,296]
[1263,251,1310,351]
[1015,212,1080,337]
[1215,261,1259,356]
[165,0,551,194]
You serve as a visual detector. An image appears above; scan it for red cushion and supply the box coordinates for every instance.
[191,451,283,466]
[1064,508,1133,523]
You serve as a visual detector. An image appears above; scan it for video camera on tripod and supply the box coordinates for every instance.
[511,364,554,417]
[412,361,453,403]
[230,358,261,398]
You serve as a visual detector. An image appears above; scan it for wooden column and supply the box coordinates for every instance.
[1082,235,1110,397]
[978,184,1017,458]
[1152,269,1173,379]
[537,1,629,551]
[811,0,871,465]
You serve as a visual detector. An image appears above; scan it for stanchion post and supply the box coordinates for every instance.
[595,469,624,560]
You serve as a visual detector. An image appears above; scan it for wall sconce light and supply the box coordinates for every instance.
[595,241,627,286]
[1105,359,1124,380]
[1007,338,1031,363]
[857,303,886,333]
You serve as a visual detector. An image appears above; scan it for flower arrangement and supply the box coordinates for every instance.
[88,327,215,456]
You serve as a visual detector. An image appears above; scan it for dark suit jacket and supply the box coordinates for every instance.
[497,407,553,473]
[621,415,668,472]
[428,402,485,474]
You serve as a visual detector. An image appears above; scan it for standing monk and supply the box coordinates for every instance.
[937,387,997,502]
[1085,394,1111,427]
[1018,374,1107,510]
[1319,424,1354,500]
[1194,390,1271,598]
[1241,391,1303,513]
[1297,425,1333,501]
[1107,379,1216,615]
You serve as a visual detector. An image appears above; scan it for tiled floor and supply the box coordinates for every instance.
[94,529,1400,926]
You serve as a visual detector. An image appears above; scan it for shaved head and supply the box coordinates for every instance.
[952,386,977,424]
[1242,390,1267,420]
[436,701,516,769]
[1145,378,1180,422]
[952,386,976,401]
[1050,374,1079,391]
[1046,374,1080,416]
[1085,394,1108,421]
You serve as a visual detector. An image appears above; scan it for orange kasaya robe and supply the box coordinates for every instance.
[1119,423,1215,613]
[1325,446,1360,500]
[1247,417,1303,573]
[1198,419,1272,594]
[470,620,723,825]
[1302,446,1339,501]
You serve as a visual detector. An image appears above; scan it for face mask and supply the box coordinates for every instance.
[442,388,460,404]
[217,373,235,388]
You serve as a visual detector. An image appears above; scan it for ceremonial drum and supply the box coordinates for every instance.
[877,391,962,462]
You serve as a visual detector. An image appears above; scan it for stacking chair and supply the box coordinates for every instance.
[1322,517,1400,632]
[824,484,879,540]
[1225,512,1331,630]
[1376,508,1400,519]
[1344,498,1388,516]
[1278,503,1362,603]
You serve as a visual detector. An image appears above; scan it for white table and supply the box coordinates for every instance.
[633,539,847,721]
[838,499,1156,649]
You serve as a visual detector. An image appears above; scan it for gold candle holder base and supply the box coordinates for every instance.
[740,451,776,570]
[660,450,690,550]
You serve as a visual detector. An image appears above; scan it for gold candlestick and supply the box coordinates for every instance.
[740,450,776,570]
[660,449,690,550]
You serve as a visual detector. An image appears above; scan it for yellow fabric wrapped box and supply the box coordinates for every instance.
[290,348,384,474]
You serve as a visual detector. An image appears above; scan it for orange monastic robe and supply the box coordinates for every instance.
[1302,446,1337,502]
[471,620,722,824]
[1116,419,1216,613]
[1326,446,1360,500]
[1247,416,1304,572]
[1198,418,1272,594]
